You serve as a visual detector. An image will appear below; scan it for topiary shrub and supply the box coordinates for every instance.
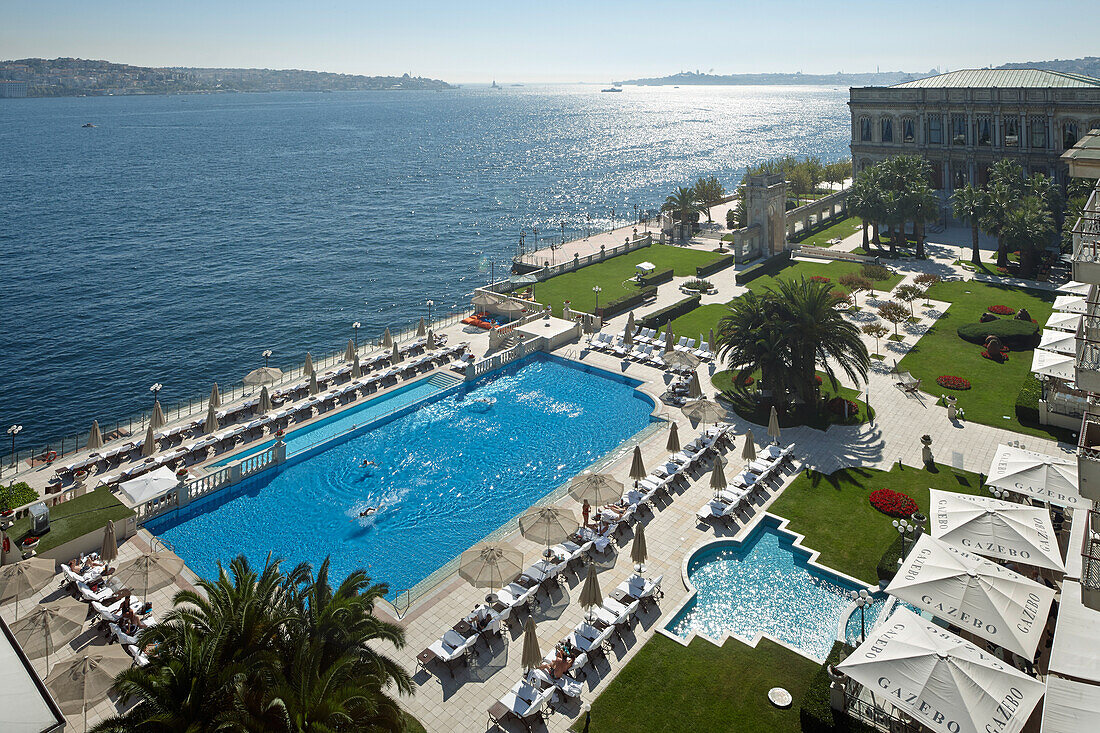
[800,641,861,733]
[1015,373,1042,426]
[957,319,1039,350]
[861,264,892,282]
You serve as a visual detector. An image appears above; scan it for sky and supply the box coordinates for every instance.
[1,0,1093,84]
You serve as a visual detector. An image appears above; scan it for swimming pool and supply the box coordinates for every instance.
[146,354,656,596]
[664,516,875,661]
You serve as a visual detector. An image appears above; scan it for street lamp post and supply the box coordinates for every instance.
[262,349,272,367]
[989,486,1010,501]
[352,322,360,350]
[560,221,565,246]
[851,589,874,642]
[611,207,615,230]
[426,300,434,323]
[519,232,525,257]
[893,518,914,562]
[592,285,601,313]
[586,213,591,239]
[149,383,162,407]
[7,425,22,468]
[634,203,638,224]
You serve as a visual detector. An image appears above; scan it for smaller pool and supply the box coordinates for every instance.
[665,516,875,661]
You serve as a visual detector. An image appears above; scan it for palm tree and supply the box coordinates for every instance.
[981,182,1015,268]
[693,176,725,223]
[849,169,886,247]
[1002,196,1054,278]
[715,292,793,408]
[662,186,701,241]
[910,184,939,259]
[951,184,988,265]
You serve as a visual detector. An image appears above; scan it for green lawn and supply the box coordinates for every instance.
[403,714,426,733]
[535,245,723,316]
[665,302,731,343]
[9,487,134,554]
[581,635,819,733]
[744,260,903,297]
[792,214,864,248]
[768,463,986,583]
[895,280,1058,440]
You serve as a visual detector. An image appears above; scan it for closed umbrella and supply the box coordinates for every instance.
[742,429,757,462]
[203,399,219,435]
[140,424,156,458]
[630,521,648,574]
[579,561,603,622]
[258,385,272,414]
[687,371,703,399]
[344,339,356,361]
[426,330,437,350]
[46,647,133,732]
[459,542,523,601]
[303,352,314,377]
[416,317,427,337]
[768,406,781,444]
[569,473,623,507]
[625,311,636,339]
[666,422,680,452]
[623,321,634,347]
[0,557,56,620]
[208,383,221,409]
[114,551,185,600]
[151,400,165,430]
[708,328,715,352]
[309,371,319,396]
[682,399,724,425]
[521,616,542,672]
[390,342,402,364]
[100,520,117,567]
[382,327,393,348]
[10,597,86,671]
[244,366,283,386]
[86,421,102,451]
[664,327,676,353]
[519,505,576,558]
[710,455,727,495]
[351,355,361,379]
[629,445,647,486]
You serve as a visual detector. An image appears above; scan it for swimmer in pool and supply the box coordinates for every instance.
[358,507,377,517]
[361,459,377,467]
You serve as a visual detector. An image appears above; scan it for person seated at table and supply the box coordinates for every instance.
[538,647,574,679]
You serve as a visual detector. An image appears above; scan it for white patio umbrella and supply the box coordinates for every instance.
[742,429,757,462]
[381,327,393,348]
[244,366,283,385]
[666,422,680,452]
[986,444,1085,509]
[569,473,624,507]
[208,383,221,409]
[1041,675,1100,733]
[309,371,319,396]
[521,616,542,672]
[100,520,118,567]
[886,534,1055,659]
[203,399,219,435]
[1045,311,1082,333]
[140,424,156,458]
[344,339,356,361]
[471,292,501,309]
[837,607,1044,733]
[257,385,272,414]
[0,557,56,620]
[46,646,133,732]
[519,505,576,558]
[661,350,700,371]
[303,352,314,377]
[416,317,427,337]
[459,542,523,601]
[928,489,1065,571]
[497,299,526,318]
[1039,329,1076,356]
[1053,294,1087,313]
[113,551,185,600]
[768,406,781,444]
[86,420,102,451]
[1056,280,1091,296]
[1030,348,1075,381]
[150,400,165,430]
[10,597,86,670]
[579,561,603,622]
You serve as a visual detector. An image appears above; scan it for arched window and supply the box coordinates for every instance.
[1003,118,1019,147]
[1028,116,1047,149]
[927,114,943,144]
[881,117,894,143]
[1063,120,1079,149]
[976,116,992,146]
[859,158,871,172]
[859,117,872,142]
[902,117,915,143]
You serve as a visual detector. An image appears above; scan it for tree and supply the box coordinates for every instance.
[1002,196,1055,278]
[848,170,885,249]
[662,186,702,241]
[715,292,794,408]
[862,322,889,355]
[693,176,726,223]
[824,159,852,188]
[877,300,909,335]
[951,184,988,265]
[981,181,1015,268]
[93,556,413,733]
[838,273,872,307]
[913,273,941,305]
[910,184,939,259]
[895,284,923,317]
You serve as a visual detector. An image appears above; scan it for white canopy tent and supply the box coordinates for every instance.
[1044,311,1083,333]
[837,607,1044,733]
[635,261,656,276]
[986,444,1087,510]
[928,489,1065,572]
[1053,295,1087,314]
[1031,349,1076,381]
[1039,330,1077,356]
[885,534,1055,659]
[1040,675,1100,733]
[119,466,178,505]
[1056,281,1092,297]
[1048,580,1100,684]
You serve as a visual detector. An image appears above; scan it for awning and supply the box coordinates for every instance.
[837,607,1045,733]
[1039,330,1076,356]
[1048,580,1100,684]
[1056,281,1092,297]
[1053,295,1087,314]
[986,444,1086,510]
[1031,349,1076,381]
[119,466,178,505]
[635,261,656,275]
[885,534,1055,659]
[1040,675,1100,733]
[928,489,1065,571]
[1044,311,1083,333]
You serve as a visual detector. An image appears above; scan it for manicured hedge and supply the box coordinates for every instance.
[640,268,674,287]
[0,482,38,512]
[1015,373,1042,427]
[696,254,737,278]
[640,296,701,329]
[735,250,792,285]
[957,319,1039,350]
[800,641,865,733]
[598,286,657,320]
[875,533,906,582]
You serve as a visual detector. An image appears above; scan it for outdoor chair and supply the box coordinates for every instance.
[487,681,555,733]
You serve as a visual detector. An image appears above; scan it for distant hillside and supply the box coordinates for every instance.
[996,56,1100,79]
[619,70,929,87]
[0,57,453,97]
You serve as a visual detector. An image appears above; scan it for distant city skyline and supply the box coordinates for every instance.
[2,0,1094,84]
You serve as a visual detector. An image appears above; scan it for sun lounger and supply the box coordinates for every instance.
[572,621,614,660]
[552,539,591,569]
[60,563,105,590]
[125,643,149,667]
[76,580,115,604]
[422,628,477,677]
[592,596,639,636]
[110,618,157,647]
[528,667,582,701]
[487,680,555,732]
[496,582,536,611]
[617,574,663,608]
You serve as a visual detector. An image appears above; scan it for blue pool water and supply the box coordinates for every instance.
[146,355,654,594]
[666,517,872,661]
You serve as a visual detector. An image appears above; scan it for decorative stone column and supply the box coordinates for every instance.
[828,666,848,712]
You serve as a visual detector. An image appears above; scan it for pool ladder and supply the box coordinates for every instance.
[394,589,412,618]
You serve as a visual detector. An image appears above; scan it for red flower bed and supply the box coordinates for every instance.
[737,376,755,387]
[813,375,823,386]
[936,375,971,390]
[988,305,1015,315]
[811,275,831,283]
[827,397,859,416]
[869,489,918,517]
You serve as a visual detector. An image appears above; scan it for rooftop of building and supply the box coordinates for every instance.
[1063,128,1100,179]
[890,68,1100,89]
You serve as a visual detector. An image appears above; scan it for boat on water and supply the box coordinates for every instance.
[601,84,622,93]
[82,122,96,128]
[491,80,501,89]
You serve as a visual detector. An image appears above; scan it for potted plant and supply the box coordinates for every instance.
[20,535,40,552]
[920,435,934,467]
[175,466,189,480]
[74,469,87,485]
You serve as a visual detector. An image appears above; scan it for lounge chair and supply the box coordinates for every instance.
[496,581,537,612]
[76,580,115,604]
[125,643,149,667]
[895,371,921,394]
[487,680,555,732]
[618,575,663,608]
[422,628,477,678]
[572,622,614,660]
[592,597,639,637]
[528,667,582,701]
